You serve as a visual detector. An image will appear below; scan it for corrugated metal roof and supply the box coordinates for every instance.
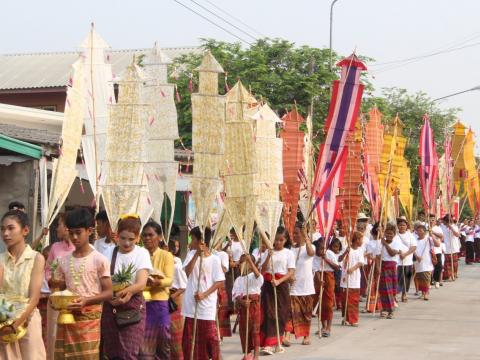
[0,47,199,90]
[0,123,60,145]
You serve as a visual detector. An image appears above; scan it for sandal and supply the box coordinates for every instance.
[380,311,388,318]
[282,339,291,347]
[275,346,285,354]
[261,347,274,356]
[302,338,311,345]
[387,312,394,319]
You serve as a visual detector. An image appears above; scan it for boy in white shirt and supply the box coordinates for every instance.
[339,231,365,326]
[182,227,225,360]
[232,254,264,360]
[395,217,417,302]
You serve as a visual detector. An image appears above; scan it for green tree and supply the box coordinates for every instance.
[172,38,338,147]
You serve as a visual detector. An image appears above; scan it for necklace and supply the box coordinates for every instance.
[69,255,87,290]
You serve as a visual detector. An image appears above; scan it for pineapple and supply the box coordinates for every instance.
[112,263,137,292]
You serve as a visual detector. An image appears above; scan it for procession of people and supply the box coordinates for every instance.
[0,199,474,359]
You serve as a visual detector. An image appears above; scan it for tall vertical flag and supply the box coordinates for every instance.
[312,54,367,237]
[419,115,438,215]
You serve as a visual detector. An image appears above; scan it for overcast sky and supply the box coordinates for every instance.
[1,0,479,152]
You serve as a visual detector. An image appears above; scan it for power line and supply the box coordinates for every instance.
[371,31,480,69]
[202,0,266,37]
[172,0,252,45]
[371,40,480,74]
[189,0,257,41]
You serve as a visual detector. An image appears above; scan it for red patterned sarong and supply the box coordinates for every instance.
[379,261,397,312]
[182,317,220,360]
[238,294,261,354]
[285,295,313,338]
[341,288,360,325]
[217,285,232,337]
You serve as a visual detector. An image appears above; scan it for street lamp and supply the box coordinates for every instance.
[430,85,480,114]
[329,0,340,72]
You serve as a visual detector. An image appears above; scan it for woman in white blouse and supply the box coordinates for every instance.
[259,227,295,355]
[414,224,440,300]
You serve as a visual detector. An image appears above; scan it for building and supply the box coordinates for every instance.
[0,47,197,247]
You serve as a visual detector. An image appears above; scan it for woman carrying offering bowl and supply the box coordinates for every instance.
[0,210,46,359]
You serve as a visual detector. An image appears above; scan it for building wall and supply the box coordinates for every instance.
[0,90,66,112]
[0,160,37,251]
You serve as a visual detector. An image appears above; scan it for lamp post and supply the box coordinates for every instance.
[329,0,340,72]
[430,85,480,114]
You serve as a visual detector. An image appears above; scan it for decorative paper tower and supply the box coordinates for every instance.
[142,43,179,238]
[364,107,384,222]
[280,107,305,238]
[79,25,115,202]
[101,61,149,228]
[191,51,226,231]
[252,104,283,240]
[338,122,363,232]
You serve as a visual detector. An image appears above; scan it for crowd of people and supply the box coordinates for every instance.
[0,201,474,360]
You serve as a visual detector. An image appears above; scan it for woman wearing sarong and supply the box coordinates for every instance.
[0,210,46,359]
[139,221,174,360]
[259,226,295,355]
[414,224,440,300]
[313,238,341,337]
[441,214,460,281]
[168,240,187,360]
[285,222,314,346]
[102,216,152,360]
[339,231,365,326]
[232,254,263,360]
[378,224,403,319]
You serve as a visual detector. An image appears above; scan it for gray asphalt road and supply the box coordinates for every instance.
[220,262,480,360]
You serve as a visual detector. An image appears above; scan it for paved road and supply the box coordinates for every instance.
[220,263,480,360]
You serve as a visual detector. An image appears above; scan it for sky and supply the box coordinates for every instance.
[1,0,480,152]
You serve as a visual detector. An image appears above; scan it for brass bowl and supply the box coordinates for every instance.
[0,319,26,343]
[49,295,79,325]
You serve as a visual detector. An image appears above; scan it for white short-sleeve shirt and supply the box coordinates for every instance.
[213,250,229,272]
[414,237,434,273]
[231,241,246,262]
[289,245,315,296]
[312,249,339,272]
[94,237,116,257]
[261,248,295,275]
[232,273,264,299]
[381,237,403,262]
[441,224,461,254]
[395,231,418,266]
[172,256,187,290]
[106,245,153,277]
[431,225,443,254]
[182,253,225,321]
[340,247,365,289]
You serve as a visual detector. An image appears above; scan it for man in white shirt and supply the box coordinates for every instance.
[395,217,417,302]
[183,227,225,359]
[94,210,116,257]
[464,219,475,265]
[440,214,461,281]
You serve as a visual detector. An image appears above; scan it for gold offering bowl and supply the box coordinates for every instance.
[0,319,26,343]
[143,287,152,302]
[50,295,79,325]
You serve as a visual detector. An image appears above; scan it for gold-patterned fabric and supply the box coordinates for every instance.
[101,62,149,228]
[0,245,37,299]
